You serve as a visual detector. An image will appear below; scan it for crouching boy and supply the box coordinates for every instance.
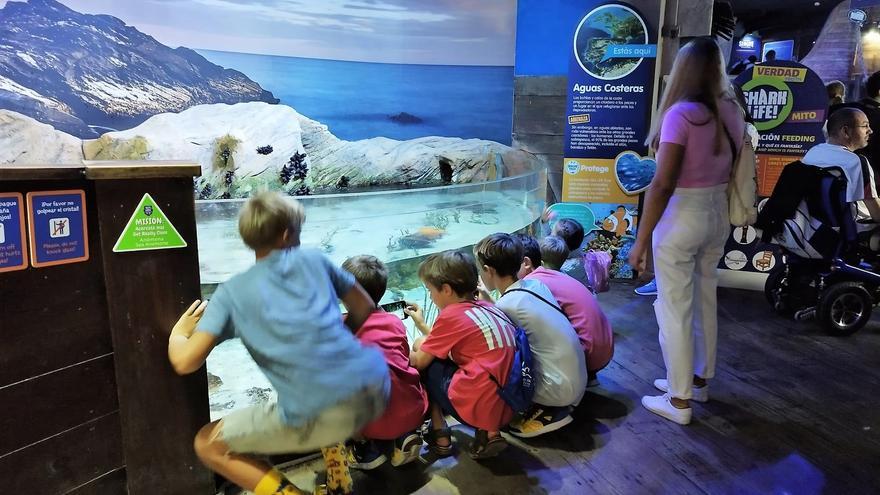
[342,255,429,469]
[475,233,587,438]
[406,251,517,459]
[167,192,389,495]
[525,234,614,387]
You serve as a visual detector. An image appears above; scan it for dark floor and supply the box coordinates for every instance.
[280,281,880,495]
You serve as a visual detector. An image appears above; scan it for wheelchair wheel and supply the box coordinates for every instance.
[817,282,872,336]
[764,270,795,317]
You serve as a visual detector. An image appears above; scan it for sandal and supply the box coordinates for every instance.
[423,426,454,457]
[469,429,507,459]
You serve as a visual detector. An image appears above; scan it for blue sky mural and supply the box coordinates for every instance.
[15,0,516,65]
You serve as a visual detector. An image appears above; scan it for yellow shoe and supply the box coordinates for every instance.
[507,406,573,438]
[321,444,354,494]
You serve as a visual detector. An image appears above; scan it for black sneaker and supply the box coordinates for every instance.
[508,405,573,438]
[346,440,387,470]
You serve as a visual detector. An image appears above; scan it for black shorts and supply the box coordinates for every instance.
[422,359,465,424]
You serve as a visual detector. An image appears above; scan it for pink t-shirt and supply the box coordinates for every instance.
[356,312,428,440]
[659,98,746,188]
[525,267,613,371]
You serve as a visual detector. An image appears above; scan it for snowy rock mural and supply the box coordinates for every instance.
[0,0,277,138]
[0,0,522,193]
[83,102,523,198]
[0,109,82,163]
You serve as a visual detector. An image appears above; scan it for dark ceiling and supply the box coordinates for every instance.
[731,0,839,32]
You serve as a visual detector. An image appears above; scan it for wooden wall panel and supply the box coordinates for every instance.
[0,180,112,388]
[512,75,567,202]
[67,468,127,494]
[95,178,214,494]
[2,413,124,493]
[0,355,118,455]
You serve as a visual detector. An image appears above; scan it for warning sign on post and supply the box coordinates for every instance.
[0,192,28,273]
[113,193,186,253]
[27,190,89,268]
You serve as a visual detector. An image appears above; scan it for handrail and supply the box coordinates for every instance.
[194,168,544,205]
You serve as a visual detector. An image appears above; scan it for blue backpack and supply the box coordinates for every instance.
[477,303,535,414]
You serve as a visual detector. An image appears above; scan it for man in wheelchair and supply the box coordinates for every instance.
[756,108,880,334]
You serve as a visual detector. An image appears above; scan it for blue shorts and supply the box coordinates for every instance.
[422,360,465,424]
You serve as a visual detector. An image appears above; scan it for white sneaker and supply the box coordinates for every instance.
[641,394,692,425]
[653,379,709,402]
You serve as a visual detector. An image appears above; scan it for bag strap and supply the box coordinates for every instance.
[503,287,567,317]
[720,122,738,180]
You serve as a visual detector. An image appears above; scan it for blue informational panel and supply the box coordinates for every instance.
[0,192,28,273]
[26,190,89,268]
[557,1,661,279]
[763,40,794,62]
[731,35,761,69]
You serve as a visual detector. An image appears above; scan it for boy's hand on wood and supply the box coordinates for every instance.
[171,299,207,338]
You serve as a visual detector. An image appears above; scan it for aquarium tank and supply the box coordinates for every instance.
[201,155,546,420]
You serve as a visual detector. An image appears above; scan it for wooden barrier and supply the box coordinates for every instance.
[0,162,214,494]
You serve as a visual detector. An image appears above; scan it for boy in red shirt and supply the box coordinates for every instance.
[342,255,428,470]
[405,250,516,459]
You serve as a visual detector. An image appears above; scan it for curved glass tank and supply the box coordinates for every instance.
[199,164,546,419]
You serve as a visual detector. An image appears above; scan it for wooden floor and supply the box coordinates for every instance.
[272,282,880,495]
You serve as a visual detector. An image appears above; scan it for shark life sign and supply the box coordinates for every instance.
[720,61,826,278]
[735,61,826,196]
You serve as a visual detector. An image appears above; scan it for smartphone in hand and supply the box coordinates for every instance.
[380,300,409,319]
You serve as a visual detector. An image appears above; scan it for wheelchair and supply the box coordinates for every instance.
[763,165,880,336]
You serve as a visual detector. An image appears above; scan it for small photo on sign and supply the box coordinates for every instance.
[752,250,776,272]
[733,226,757,245]
[724,250,748,270]
[49,217,70,238]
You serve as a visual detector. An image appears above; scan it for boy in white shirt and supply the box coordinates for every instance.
[474,233,587,438]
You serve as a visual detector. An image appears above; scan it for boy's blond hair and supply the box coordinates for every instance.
[238,192,305,251]
[418,250,478,298]
[540,235,570,270]
[342,255,388,305]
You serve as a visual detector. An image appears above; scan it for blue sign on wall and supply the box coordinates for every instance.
[562,1,658,205]
[27,190,89,268]
[0,192,28,273]
[732,35,761,67]
[763,40,795,61]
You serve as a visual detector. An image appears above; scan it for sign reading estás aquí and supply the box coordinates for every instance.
[562,1,659,205]
[556,1,661,278]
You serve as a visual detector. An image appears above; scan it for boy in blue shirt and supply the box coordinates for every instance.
[168,192,389,495]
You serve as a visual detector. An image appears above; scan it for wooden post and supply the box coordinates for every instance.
[0,162,214,494]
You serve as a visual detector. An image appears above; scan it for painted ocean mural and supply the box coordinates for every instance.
[198,50,514,145]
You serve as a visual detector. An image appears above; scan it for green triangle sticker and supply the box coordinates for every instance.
[113,193,187,252]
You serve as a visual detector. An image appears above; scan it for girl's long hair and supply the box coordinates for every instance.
[646,37,731,154]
